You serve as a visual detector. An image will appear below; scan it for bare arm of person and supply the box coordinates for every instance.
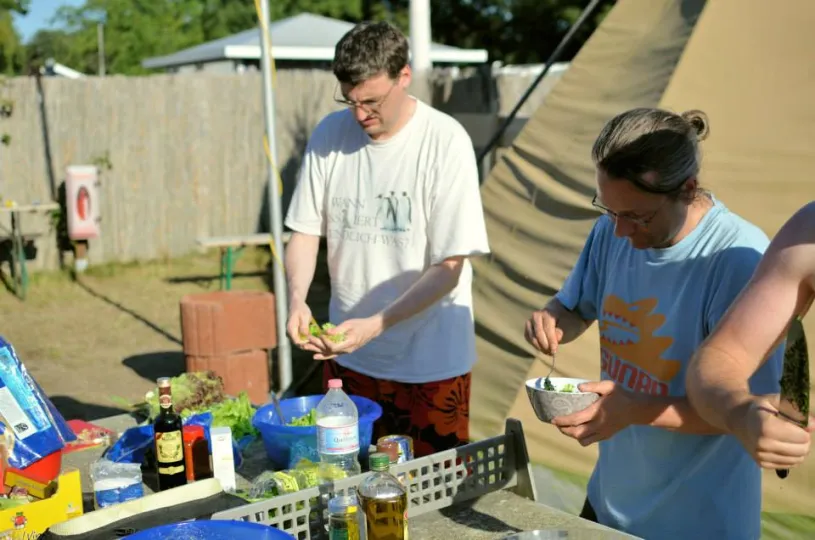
[283,232,322,343]
[547,297,594,345]
[284,232,321,307]
[687,203,815,432]
[379,256,466,331]
[633,394,726,434]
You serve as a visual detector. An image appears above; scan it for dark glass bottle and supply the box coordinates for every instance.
[153,377,187,490]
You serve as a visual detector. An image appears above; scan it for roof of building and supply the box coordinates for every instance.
[142,13,488,69]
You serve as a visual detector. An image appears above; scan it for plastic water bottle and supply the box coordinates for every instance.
[316,379,362,481]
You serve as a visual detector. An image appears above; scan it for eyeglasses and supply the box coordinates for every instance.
[334,81,397,113]
[591,194,668,229]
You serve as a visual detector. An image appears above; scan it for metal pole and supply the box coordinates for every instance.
[97,23,106,77]
[476,0,607,164]
[258,0,293,392]
[409,0,432,73]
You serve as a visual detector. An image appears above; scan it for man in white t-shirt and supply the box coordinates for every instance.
[283,21,490,457]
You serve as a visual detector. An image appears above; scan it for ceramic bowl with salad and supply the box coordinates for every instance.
[525,377,600,424]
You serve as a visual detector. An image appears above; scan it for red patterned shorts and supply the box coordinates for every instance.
[323,360,471,458]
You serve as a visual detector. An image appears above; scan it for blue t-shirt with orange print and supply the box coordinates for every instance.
[555,198,781,540]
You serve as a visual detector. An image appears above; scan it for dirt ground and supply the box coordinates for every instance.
[0,248,328,421]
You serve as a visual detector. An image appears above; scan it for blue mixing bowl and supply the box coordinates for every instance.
[124,520,294,539]
[253,395,382,469]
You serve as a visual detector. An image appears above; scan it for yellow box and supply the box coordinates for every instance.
[5,469,58,500]
[0,468,83,538]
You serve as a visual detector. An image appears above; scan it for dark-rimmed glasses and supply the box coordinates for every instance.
[333,81,397,114]
[591,194,668,229]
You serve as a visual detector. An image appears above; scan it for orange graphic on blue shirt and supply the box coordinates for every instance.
[599,295,681,396]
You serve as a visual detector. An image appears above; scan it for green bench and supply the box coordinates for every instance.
[196,232,292,290]
[0,202,59,300]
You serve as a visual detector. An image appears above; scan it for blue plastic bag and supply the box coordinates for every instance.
[105,412,251,470]
[0,336,76,469]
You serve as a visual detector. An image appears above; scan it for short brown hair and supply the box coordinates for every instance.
[592,108,710,197]
[333,21,409,86]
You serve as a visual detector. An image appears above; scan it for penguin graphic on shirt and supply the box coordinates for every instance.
[386,191,399,230]
[396,191,412,231]
[375,194,388,227]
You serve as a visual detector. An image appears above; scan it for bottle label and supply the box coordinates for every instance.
[328,528,349,540]
[159,395,172,409]
[155,430,183,463]
[318,420,359,455]
[157,464,185,475]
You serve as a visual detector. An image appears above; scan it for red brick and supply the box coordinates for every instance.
[180,291,277,357]
[186,349,270,405]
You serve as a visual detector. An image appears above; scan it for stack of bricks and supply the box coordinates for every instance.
[179,291,277,405]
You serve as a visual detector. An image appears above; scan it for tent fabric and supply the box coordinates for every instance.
[471,0,814,516]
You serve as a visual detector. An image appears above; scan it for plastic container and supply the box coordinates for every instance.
[90,459,144,509]
[253,395,382,470]
[123,520,295,539]
[317,379,361,479]
[9,448,62,484]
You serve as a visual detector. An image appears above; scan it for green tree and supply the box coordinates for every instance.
[0,11,23,74]
[0,0,28,14]
[52,0,205,75]
[429,0,611,65]
[26,29,71,66]
[0,0,27,74]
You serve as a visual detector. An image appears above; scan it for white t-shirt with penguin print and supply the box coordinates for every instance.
[285,99,490,383]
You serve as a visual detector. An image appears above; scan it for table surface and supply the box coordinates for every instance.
[63,414,637,539]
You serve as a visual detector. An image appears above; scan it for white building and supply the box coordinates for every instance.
[142,13,489,74]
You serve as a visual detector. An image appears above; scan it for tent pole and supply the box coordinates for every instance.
[476,0,608,165]
[259,0,293,393]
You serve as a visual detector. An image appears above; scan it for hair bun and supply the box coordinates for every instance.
[681,109,710,141]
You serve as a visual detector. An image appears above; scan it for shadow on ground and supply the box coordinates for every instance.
[439,500,523,534]
[75,278,183,345]
[51,396,129,421]
[123,351,186,383]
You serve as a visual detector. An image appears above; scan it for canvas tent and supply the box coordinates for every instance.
[470,0,815,516]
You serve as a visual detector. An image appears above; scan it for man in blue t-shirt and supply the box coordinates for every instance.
[524,108,782,539]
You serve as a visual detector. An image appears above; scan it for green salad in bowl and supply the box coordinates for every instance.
[525,377,600,424]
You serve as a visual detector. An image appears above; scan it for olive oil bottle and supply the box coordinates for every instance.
[358,453,408,540]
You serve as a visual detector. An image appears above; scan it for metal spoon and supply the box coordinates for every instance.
[536,351,556,390]
[269,390,286,423]
[546,351,557,380]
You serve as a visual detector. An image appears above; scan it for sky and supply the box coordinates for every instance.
[13,0,84,43]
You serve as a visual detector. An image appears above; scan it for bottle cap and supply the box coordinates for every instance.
[369,452,390,471]
[328,494,358,514]
[157,377,171,388]
[328,379,343,389]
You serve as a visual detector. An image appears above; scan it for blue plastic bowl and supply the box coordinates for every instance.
[253,395,382,469]
[124,520,294,539]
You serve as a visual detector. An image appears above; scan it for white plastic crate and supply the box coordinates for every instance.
[212,419,537,539]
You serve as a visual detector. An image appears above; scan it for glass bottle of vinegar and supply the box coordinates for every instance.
[153,377,187,491]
